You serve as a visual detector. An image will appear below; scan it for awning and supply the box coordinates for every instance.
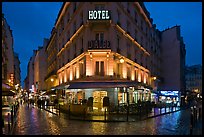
[42,90,56,95]
[2,89,16,96]
[67,81,150,89]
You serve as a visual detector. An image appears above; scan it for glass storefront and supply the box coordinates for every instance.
[93,91,107,111]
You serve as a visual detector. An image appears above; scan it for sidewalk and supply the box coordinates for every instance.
[2,105,19,135]
[192,118,202,135]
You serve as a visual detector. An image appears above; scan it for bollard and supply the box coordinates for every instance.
[126,105,129,122]
[104,107,106,121]
[193,107,196,125]
[190,110,194,135]
[58,104,60,116]
[83,107,86,120]
[199,107,201,119]
[139,105,142,119]
[68,105,71,119]
[195,109,198,121]
[8,113,10,133]
[11,110,13,125]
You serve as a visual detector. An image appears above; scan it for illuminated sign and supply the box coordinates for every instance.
[88,10,110,20]
[88,40,110,49]
[160,90,179,96]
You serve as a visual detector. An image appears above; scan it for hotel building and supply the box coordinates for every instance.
[43,2,186,111]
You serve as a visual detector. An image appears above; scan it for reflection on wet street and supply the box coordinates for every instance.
[13,104,201,135]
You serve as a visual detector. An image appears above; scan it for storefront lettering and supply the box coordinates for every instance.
[88,10,110,20]
[88,40,110,49]
[160,90,179,96]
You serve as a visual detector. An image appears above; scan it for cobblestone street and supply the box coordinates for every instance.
[12,104,202,135]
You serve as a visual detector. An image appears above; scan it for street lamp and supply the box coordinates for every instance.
[120,58,124,63]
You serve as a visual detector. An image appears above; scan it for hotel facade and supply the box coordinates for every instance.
[36,2,186,111]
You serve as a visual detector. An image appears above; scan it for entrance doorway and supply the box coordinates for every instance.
[93,91,107,111]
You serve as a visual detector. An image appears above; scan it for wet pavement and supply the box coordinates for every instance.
[12,104,202,135]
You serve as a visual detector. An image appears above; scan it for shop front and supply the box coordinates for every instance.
[57,81,154,114]
[157,90,180,106]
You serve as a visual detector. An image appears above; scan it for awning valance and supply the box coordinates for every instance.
[2,89,16,96]
[67,81,152,89]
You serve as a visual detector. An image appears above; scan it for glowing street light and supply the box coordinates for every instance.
[153,77,157,80]
[120,58,124,63]
[51,78,54,82]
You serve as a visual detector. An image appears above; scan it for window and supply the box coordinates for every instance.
[127,21,130,34]
[95,61,104,76]
[73,21,76,34]
[80,12,83,26]
[74,44,77,58]
[62,53,65,66]
[61,16,64,31]
[117,35,120,53]
[95,4,105,10]
[95,32,104,46]
[127,43,131,59]
[127,66,131,80]
[95,61,99,75]
[127,2,130,13]
[74,65,77,79]
[141,36,143,47]
[134,11,137,23]
[79,61,84,77]
[67,48,70,63]
[67,30,70,42]
[67,11,70,23]
[141,53,143,65]
[73,2,77,13]
[141,20,143,31]
[117,10,121,25]
[81,37,83,53]
[135,30,137,41]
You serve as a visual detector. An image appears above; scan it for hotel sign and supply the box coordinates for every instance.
[88,40,110,49]
[88,10,111,20]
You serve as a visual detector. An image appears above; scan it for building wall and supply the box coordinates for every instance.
[2,15,15,86]
[33,39,49,92]
[28,51,37,92]
[54,2,156,88]
[38,39,49,90]
[185,64,202,95]
[42,2,186,108]
[34,48,40,92]
[45,28,58,90]
[160,26,186,93]
[14,52,21,85]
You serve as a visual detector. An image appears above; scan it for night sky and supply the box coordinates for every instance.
[2,2,202,88]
